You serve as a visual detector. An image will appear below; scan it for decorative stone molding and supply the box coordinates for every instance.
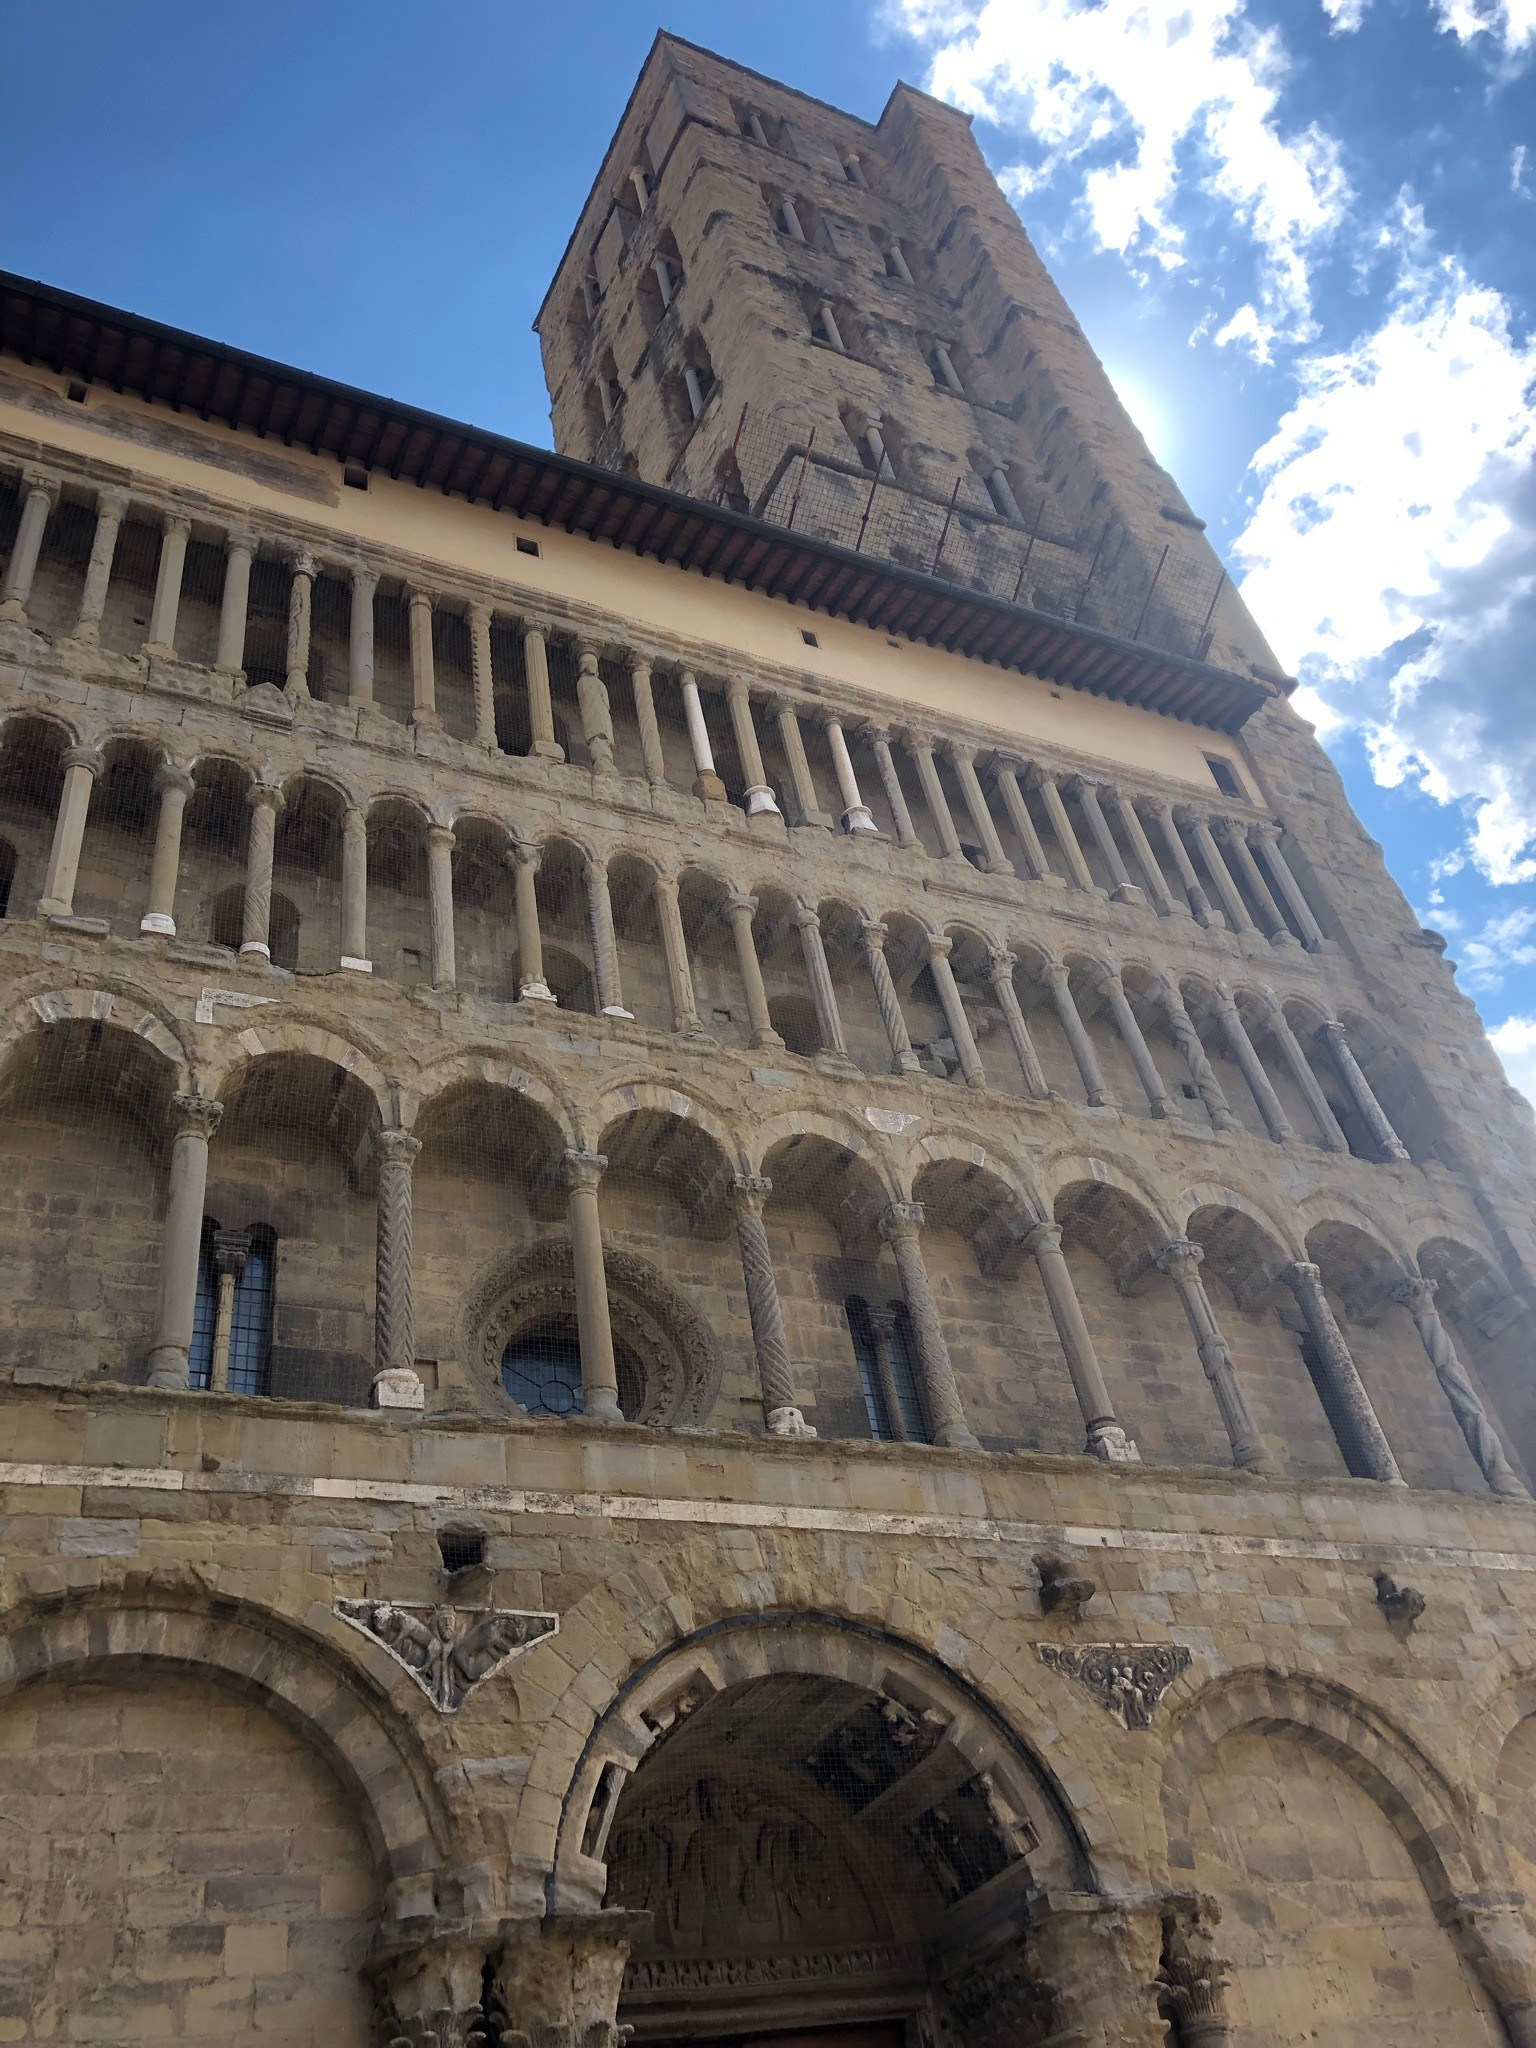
[1036,1643,1192,1728]
[336,1598,557,1712]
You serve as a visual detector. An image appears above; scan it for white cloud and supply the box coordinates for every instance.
[889,0,1351,352]
[1489,1014,1536,1104]
[1433,0,1536,63]
[1454,906,1536,989]
[1322,0,1371,28]
[1234,256,1536,881]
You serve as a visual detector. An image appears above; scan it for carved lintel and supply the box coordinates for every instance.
[1036,1643,1191,1729]
[337,1599,557,1712]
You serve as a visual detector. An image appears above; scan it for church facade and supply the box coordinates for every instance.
[2,31,1536,2047]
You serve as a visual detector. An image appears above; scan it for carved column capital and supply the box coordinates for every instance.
[791,902,821,934]
[724,889,758,922]
[169,1093,224,1143]
[859,918,889,951]
[378,1128,422,1170]
[247,780,285,817]
[1023,1221,1064,1258]
[61,743,104,778]
[1157,1236,1205,1280]
[879,1200,925,1243]
[19,468,62,505]
[427,823,456,854]
[94,485,132,522]
[986,947,1018,984]
[510,838,542,876]
[1391,1272,1437,1314]
[562,1148,608,1194]
[732,1173,772,1215]
[924,931,953,961]
[154,758,196,800]
[1282,1259,1322,1289]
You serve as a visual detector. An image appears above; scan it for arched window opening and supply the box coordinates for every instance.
[500,1313,643,1419]
[846,1296,928,1442]
[189,1221,276,1396]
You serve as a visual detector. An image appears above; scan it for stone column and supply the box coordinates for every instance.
[375,1939,491,2048]
[1392,1274,1527,1497]
[1214,986,1291,1141]
[1158,1238,1272,1471]
[865,727,918,846]
[341,807,371,972]
[792,903,851,1060]
[726,891,783,1048]
[1186,809,1255,935]
[1098,970,1175,1118]
[1046,961,1114,1107]
[860,920,920,1073]
[733,1174,815,1437]
[821,716,878,835]
[1031,767,1096,891]
[283,549,315,698]
[1147,797,1213,923]
[143,511,191,658]
[347,565,377,704]
[584,855,632,1018]
[575,643,616,774]
[771,698,830,828]
[946,743,1012,873]
[140,760,195,936]
[1070,776,1144,903]
[992,757,1052,881]
[926,934,986,1089]
[427,825,456,991]
[523,622,565,760]
[1279,1262,1404,1484]
[1159,1896,1236,2048]
[0,471,58,622]
[628,654,667,787]
[207,1230,251,1394]
[1318,1021,1410,1162]
[1111,785,1175,914]
[1157,973,1239,1132]
[1257,995,1348,1151]
[680,671,726,799]
[38,743,103,918]
[469,602,498,749]
[880,1203,979,1449]
[407,588,439,726]
[564,1150,624,1422]
[903,731,966,860]
[70,486,130,644]
[1444,1896,1536,2048]
[986,950,1049,1099]
[239,783,284,960]
[726,676,780,815]
[374,1129,423,1400]
[653,870,702,1034]
[215,530,257,675]
[1024,1222,1139,1461]
[510,843,555,1002]
[1252,824,1325,949]
[147,1094,224,1389]
[1217,818,1294,945]
[867,1307,911,1440]
[1028,1899,1168,2048]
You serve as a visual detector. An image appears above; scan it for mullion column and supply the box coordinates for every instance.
[903,730,966,861]
[39,743,104,918]
[1024,1222,1139,1462]
[0,471,58,623]
[575,642,616,774]
[733,1174,815,1437]
[522,621,565,761]
[726,891,783,1049]
[1186,808,1255,935]
[1318,1021,1410,1162]
[793,903,851,1061]
[628,654,668,788]
[1280,1261,1403,1483]
[1158,1238,1272,1471]
[926,934,985,1089]
[986,950,1049,1099]
[469,603,498,750]
[1030,767,1096,892]
[1392,1274,1527,1497]
[823,716,878,834]
[140,761,194,936]
[239,784,284,960]
[70,487,130,645]
[510,843,555,1002]
[946,742,1011,874]
[341,808,371,972]
[865,728,918,847]
[216,531,258,675]
[727,677,780,815]
[1148,798,1213,923]
[584,854,633,1018]
[654,870,703,1035]
[144,511,191,658]
[1258,996,1347,1151]
[680,671,727,800]
[347,566,377,704]
[1097,969,1174,1118]
[1069,776,1143,903]
[1214,986,1291,1141]
[1252,825,1325,949]
[426,826,456,990]
[373,1129,424,1405]
[563,1149,624,1422]
[283,550,315,698]
[1110,786,1174,914]
[1157,973,1238,1132]
[879,1202,980,1449]
[859,919,920,1073]
[770,697,831,829]
[407,588,439,727]
[1046,961,1114,1107]
[992,757,1054,883]
[1217,817,1295,946]
[146,1093,224,1388]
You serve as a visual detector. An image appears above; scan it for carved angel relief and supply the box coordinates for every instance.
[337,1599,558,1712]
[1036,1643,1191,1729]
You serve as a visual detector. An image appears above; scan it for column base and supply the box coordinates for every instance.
[532,739,566,763]
[983,855,1014,875]
[892,1052,923,1074]
[1088,1423,1142,1463]
[0,598,28,623]
[372,1368,425,1411]
[750,1029,786,1051]
[519,980,557,1003]
[601,1004,635,1021]
[842,806,879,835]
[146,1345,190,1391]
[36,896,72,919]
[139,912,176,937]
[285,675,310,700]
[693,772,728,801]
[583,1388,625,1423]
[341,955,373,973]
[238,941,271,961]
[67,621,101,647]
[141,641,177,661]
[766,1404,817,1438]
[1268,928,1301,948]
[1234,1436,1281,1475]
[934,1419,982,1450]
[744,785,782,816]
[411,709,442,729]
[1111,883,1147,906]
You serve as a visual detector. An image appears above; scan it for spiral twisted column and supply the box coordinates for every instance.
[1157,973,1238,1131]
[880,1203,979,1450]
[469,601,498,750]
[859,920,920,1073]
[374,1129,422,1386]
[986,950,1049,1099]
[1157,1238,1272,1472]
[733,1175,814,1437]
[239,783,284,959]
[1392,1274,1527,1497]
[1280,1262,1403,1484]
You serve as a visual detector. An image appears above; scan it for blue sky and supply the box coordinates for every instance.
[4,0,1535,1085]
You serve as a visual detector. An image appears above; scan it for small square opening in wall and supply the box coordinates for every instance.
[343,463,369,491]
[1205,753,1246,800]
[516,536,542,558]
[439,1528,486,1574]
[801,628,820,647]
[65,380,88,405]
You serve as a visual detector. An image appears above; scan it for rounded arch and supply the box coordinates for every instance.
[363,786,434,830]
[912,1132,1042,1274]
[0,1590,461,1894]
[550,1611,1096,1914]
[1159,1666,1483,1907]
[1038,1145,1179,1237]
[586,1077,744,1177]
[403,1048,574,1149]
[205,1020,392,1125]
[0,984,191,1094]
[749,1106,897,1190]
[1178,1178,1303,1265]
[1468,1666,1536,1889]
[278,763,358,813]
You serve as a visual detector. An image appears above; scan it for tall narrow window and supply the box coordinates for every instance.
[189,1220,276,1396]
[846,1297,929,1442]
